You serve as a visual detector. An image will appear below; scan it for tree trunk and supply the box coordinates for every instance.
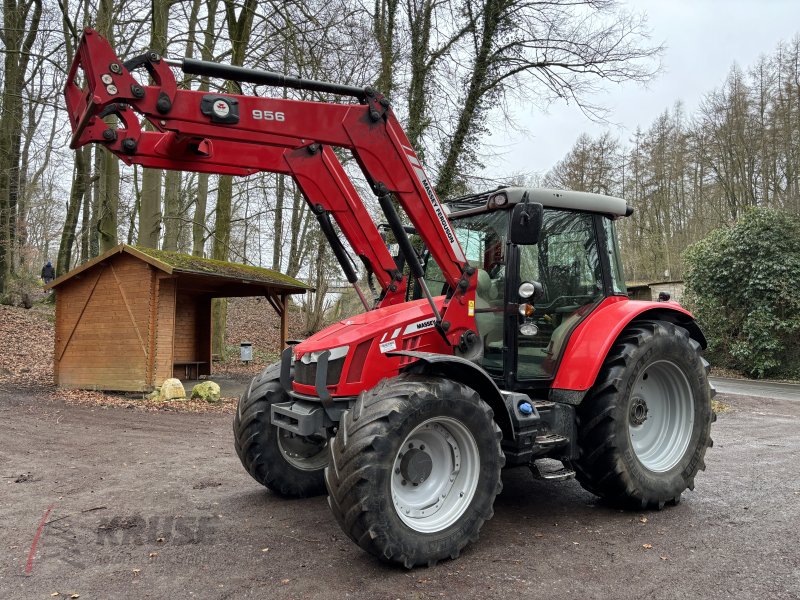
[191,0,219,257]
[435,0,500,198]
[211,0,257,356]
[95,0,119,253]
[271,174,285,269]
[373,0,398,96]
[0,0,43,292]
[57,147,88,277]
[138,0,170,248]
[192,174,208,256]
[162,170,181,251]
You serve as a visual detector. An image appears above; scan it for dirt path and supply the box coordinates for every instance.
[1,389,798,600]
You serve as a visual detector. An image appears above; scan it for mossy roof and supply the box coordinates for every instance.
[47,244,310,293]
[131,246,309,291]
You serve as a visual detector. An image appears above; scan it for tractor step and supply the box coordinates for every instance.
[533,400,556,410]
[534,433,568,447]
[530,461,576,482]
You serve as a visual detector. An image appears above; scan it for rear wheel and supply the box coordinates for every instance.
[574,320,714,508]
[325,374,504,568]
[234,367,327,498]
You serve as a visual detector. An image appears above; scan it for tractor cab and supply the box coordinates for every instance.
[415,186,630,388]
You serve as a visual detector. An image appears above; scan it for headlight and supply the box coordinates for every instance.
[300,344,349,364]
[519,281,536,299]
[519,323,539,336]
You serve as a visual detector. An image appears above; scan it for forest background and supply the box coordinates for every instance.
[2,0,799,353]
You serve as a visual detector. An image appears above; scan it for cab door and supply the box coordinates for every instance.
[510,209,606,380]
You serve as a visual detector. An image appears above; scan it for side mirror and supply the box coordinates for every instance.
[509,202,543,245]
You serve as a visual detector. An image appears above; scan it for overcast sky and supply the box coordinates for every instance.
[484,0,800,183]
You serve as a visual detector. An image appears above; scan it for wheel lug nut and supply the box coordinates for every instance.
[395,468,400,474]
[401,479,407,486]
[420,444,425,450]
[409,442,414,448]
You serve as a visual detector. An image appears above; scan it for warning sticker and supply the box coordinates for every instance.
[379,340,397,353]
[468,300,475,316]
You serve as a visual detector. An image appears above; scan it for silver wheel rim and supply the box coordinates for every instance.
[277,431,328,471]
[391,417,480,533]
[628,359,695,472]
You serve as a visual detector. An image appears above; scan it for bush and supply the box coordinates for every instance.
[683,208,800,378]
[0,272,41,309]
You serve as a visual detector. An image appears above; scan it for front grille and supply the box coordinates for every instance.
[294,357,345,387]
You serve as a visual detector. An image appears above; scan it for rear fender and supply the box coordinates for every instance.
[392,351,513,439]
[551,297,706,395]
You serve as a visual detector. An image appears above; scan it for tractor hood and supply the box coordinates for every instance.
[293,296,446,360]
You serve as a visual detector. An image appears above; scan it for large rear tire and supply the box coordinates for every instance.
[325,374,504,568]
[234,365,327,498]
[574,320,715,508]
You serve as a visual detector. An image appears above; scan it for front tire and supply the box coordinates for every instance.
[574,320,714,508]
[325,374,504,568]
[234,367,327,498]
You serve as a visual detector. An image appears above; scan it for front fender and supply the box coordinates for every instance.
[391,350,513,439]
[552,297,706,392]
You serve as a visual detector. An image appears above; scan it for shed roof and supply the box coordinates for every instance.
[47,244,310,294]
[625,279,685,290]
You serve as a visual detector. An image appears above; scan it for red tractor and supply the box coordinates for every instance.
[65,29,715,568]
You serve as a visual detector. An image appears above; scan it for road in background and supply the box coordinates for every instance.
[710,377,800,401]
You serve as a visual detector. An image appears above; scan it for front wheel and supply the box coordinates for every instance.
[574,320,715,508]
[234,367,327,498]
[325,374,504,568]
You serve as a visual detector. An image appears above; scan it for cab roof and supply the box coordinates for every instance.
[446,186,632,218]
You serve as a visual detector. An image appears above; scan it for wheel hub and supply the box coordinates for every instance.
[400,447,433,484]
[629,397,649,426]
[628,360,695,472]
[391,418,480,533]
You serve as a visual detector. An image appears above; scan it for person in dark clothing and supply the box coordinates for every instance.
[41,261,55,285]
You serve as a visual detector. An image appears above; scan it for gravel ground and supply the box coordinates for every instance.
[1,389,798,600]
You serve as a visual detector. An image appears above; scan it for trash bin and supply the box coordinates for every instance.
[240,342,253,363]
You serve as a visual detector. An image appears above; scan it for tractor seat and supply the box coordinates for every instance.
[475,269,503,347]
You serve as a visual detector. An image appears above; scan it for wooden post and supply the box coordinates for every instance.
[280,293,289,349]
[265,289,289,352]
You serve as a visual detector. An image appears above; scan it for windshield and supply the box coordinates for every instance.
[423,210,509,294]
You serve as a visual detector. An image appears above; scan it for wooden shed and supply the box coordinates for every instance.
[627,280,685,303]
[47,244,309,392]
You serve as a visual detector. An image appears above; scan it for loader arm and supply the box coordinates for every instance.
[65,28,476,344]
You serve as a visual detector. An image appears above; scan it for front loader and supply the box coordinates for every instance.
[65,29,715,568]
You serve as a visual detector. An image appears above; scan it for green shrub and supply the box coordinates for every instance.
[683,208,800,378]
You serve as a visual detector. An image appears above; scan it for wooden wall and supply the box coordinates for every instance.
[172,293,212,378]
[153,277,176,386]
[55,254,153,391]
[173,292,198,362]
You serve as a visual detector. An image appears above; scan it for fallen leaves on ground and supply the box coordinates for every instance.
[0,304,55,389]
[53,388,238,414]
[642,543,653,550]
[712,399,731,413]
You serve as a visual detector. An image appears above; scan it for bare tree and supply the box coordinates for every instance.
[0,0,43,292]
[435,0,661,197]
